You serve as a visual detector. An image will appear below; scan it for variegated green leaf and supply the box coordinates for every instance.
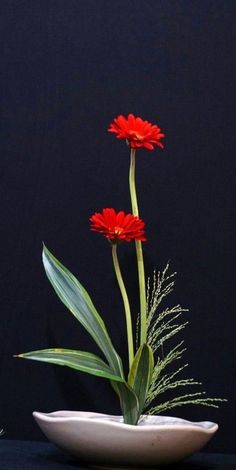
[128,343,154,415]
[18,347,140,424]
[42,245,123,378]
[111,381,140,425]
[17,348,124,382]
[39,246,142,424]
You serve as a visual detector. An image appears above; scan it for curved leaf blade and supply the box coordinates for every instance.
[111,381,140,425]
[42,245,123,377]
[18,347,140,424]
[128,343,154,415]
[40,247,142,424]
[17,349,124,382]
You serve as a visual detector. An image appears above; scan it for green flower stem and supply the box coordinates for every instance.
[112,244,134,368]
[129,148,147,345]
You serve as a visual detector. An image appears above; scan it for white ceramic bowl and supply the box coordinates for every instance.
[33,411,218,468]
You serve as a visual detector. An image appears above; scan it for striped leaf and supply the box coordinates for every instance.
[128,343,154,415]
[111,381,140,425]
[19,347,140,425]
[42,245,123,378]
[17,349,124,382]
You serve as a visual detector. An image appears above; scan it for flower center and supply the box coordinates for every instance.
[114,226,124,236]
[129,131,143,141]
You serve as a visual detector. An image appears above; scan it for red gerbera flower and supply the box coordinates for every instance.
[90,208,146,243]
[108,113,165,150]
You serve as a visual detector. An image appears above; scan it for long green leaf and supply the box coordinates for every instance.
[111,381,140,425]
[17,349,124,382]
[18,347,140,424]
[128,343,154,415]
[42,245,123,378]
[41,246,141,423]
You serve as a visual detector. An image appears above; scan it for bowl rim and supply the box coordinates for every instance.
[33,410,219,434]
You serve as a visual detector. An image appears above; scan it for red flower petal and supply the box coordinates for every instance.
[108,114,165,151]
[90,208,147,244]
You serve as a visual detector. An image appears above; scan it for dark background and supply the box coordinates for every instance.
[1,0,235,454]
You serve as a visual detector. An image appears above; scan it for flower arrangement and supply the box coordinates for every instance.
[17,114,225,425]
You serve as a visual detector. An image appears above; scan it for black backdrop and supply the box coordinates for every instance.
[1,0,235,454]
